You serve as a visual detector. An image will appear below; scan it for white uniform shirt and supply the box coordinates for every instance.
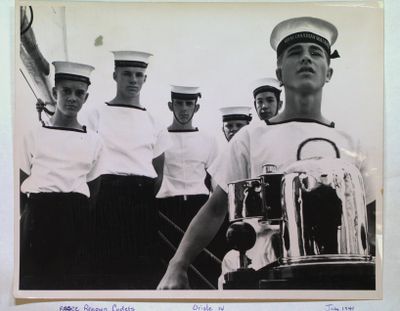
[85,103,171,178]
[212,120,375,204]
[156,129,218,198]
[20,124,103,197]
[214,120,376,288]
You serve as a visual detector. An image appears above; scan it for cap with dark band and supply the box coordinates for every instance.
[52,61,95,85]
[112,51,153,68]
[220,106,252,122]
[171,85,201,100]
[251,77,282,99]
[270,17,340,59]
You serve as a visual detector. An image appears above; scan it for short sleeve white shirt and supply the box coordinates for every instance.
[212,120,376,204]
[20,124,103,197]
[156,129,218,198]
[85,103,171,178]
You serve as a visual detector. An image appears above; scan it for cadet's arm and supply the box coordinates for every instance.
[204,172,213,192]
[88,176,102,207]
[20,169,29,186]
[20,169,29,214]
[157,186,228,289]
[152,153,165,194]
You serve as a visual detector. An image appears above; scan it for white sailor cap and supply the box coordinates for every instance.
[270,16,339,59]
[251,77,282,98]
[170,85,202,100]
[112,50,153,68]
[52,61,95,85]
[220,106,252,122]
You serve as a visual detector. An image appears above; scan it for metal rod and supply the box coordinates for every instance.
[19,68,44,124]
[19,68,38,100]
[159,211,222,265]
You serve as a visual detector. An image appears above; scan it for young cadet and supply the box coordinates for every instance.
[20,61,101,289]
[156,86,220,286]
[208,106,252,192]
[157,16,376,289]
[219,106,252,142]
[85,51,170,289]
[210,105,254,284]
[157,85,217,230]
[252,77,283,121]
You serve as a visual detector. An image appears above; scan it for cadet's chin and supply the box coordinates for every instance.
[297,81,323,94]
[61,111,79,118]
[178,117,189,124]
[260,113,273,121]
[125,88,140,97]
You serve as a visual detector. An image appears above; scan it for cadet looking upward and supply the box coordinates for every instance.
[157,16,376,290]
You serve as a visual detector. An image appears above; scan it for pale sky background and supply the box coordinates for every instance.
[16,1,383,168]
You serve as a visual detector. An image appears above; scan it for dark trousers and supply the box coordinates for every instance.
[157,194,229,289]
[20,192,90,290]
[91,174,163,289]
[158,195,209,262]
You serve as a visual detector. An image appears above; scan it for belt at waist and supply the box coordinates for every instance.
[159,194,209,202]
[27,192,88,200]
[100,174,155,185]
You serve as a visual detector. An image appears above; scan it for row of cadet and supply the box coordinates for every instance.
[19,46,283,290]
[19,16,376,291]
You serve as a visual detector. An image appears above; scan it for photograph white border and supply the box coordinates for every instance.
[13,0,383,301]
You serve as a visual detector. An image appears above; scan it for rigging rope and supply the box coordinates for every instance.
[20,6,33,36]
[159,211,222,265]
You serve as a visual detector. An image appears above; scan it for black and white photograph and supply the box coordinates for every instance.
[14,0,383,300]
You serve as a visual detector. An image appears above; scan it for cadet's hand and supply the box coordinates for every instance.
[36,99,46,112]
[157,262,190,290]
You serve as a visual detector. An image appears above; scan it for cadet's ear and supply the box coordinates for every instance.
[144,74,147,83]
[194,103,200,113]
[278,100,283,111]
[325,68,333,83]
[276,68,283,84]
[52,87,57,99]
[168,101,173,112]
[113,71,117,81]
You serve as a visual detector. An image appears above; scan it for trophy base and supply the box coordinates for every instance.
[223,257,375,290]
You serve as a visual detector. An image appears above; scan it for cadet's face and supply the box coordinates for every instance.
[255,91,279,120]
[278,43,332,93]
[223,120,249,141]
[171,99,198,124]
[114,67,147,97]
[53,80,89,117]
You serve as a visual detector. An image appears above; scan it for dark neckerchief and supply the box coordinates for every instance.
[42,124,87,133]
[265,118,335,128]
[168,127,199,133]
[105,102,146,111]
